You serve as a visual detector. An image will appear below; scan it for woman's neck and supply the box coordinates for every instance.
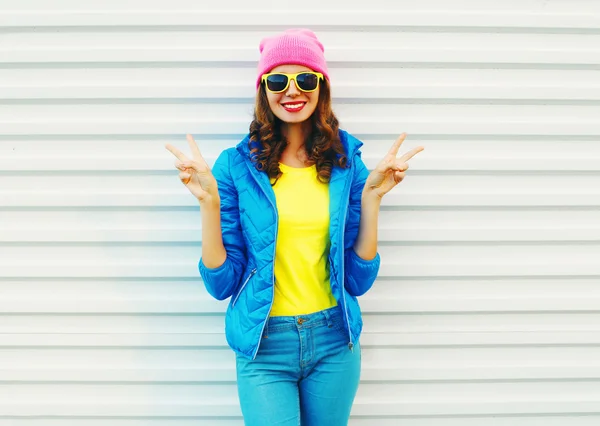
[280,122,311,166]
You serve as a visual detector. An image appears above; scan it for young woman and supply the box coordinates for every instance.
[166,28,424,426]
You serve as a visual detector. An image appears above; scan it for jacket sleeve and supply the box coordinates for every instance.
[343,150,381,297]
[198,149,247,300]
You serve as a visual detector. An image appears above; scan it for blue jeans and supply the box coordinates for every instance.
[235,305,361,426]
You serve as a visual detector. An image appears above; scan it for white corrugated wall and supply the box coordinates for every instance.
[1,0,600,424]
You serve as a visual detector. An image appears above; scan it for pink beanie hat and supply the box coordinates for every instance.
[256,28,329,89]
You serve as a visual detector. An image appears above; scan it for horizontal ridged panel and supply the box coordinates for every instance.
[3,69,600,100]
[2,421,600,426]
[0,245,599,277]
[1,0,600,39]
[1,34,599,64]
[2,210,600,241]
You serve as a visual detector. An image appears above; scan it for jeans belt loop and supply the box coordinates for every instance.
[323,308,334,328]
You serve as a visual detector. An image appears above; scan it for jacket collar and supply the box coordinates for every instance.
[235,129,362,206]
[235,128,362,165]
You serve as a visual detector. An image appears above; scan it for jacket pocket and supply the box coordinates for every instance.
[232,268,257,307]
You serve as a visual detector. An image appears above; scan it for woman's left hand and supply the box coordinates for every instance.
[364,133,424,199]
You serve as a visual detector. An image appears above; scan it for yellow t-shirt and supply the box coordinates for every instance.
[269,162,337,316]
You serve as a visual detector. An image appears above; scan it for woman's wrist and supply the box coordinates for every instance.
[361,188,382,206]
[199,195,221,210]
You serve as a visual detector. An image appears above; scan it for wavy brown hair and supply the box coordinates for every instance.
[248,78,348,184]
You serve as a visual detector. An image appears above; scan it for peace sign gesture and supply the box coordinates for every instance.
[165,134,219,205]
[364,133,424,199]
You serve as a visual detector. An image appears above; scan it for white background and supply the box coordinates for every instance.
[1,0,600,424]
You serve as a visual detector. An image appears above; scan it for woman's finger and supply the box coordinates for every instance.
[387,133,407,157]
[186,134,211,169]
[395,161,409,172]
[179,171,191,183]
[165,143,190,162]
[399,146,425,163]
[175,161,194,172]
[377,159,399,173]
[394,171,405,183]
[178,160,204,173]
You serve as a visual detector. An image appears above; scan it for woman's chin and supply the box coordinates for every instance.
[276,108,315,124]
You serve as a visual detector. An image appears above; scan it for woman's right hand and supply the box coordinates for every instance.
[165,134,219,206]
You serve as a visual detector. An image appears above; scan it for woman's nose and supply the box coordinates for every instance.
[286,79,301,96]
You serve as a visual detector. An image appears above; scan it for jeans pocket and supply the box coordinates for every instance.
[329,316,349,341]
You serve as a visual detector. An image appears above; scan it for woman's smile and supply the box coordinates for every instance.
[281,101,306,113]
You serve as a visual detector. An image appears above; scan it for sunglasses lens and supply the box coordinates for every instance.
[296,73,319,91]
[265,74,288,92]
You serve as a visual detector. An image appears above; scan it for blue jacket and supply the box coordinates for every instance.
[199,129,381,360]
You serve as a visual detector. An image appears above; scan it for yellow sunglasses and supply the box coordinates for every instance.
[261,71,324,93]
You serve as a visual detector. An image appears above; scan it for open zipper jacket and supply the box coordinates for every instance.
[199,129,381,360]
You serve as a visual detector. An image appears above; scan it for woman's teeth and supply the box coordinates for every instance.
[283,103,305,109]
